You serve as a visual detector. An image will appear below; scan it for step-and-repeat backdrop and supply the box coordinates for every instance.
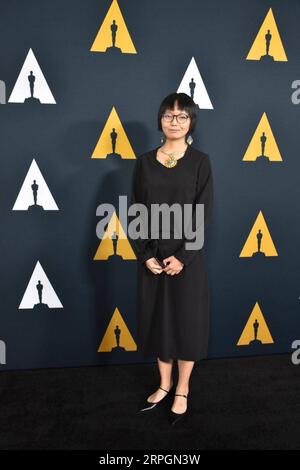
[1,0,299,370]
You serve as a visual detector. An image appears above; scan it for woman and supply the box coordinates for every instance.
[130,92,213,425]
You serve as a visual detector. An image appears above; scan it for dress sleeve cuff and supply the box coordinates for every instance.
[139,251,156,264]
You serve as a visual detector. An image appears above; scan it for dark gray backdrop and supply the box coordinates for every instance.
[0,0,299,370]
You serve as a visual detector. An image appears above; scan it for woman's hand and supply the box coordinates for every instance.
[162,256,184,275]
[145,257,164,274]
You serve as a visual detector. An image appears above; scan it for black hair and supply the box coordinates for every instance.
[157,92,198,134]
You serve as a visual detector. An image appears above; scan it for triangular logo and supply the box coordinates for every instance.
[90,0,137,54]
[12,159,59,211]
[19,261,63,309]
[242,112,283,162]
[246,8,287,62]
[8,48,56,104]
[94,211,136,260]
[237,302,274,345]
[98,307,137,352]
[91,106,136,159]
[177,56,213,109]
[239,211,278,257]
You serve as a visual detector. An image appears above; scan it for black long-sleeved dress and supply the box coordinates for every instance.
[130,145,213,361]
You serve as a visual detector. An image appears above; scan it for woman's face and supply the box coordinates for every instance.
[161,102,191,142]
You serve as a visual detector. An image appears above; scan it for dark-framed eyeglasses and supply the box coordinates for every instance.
[162,113,190,124]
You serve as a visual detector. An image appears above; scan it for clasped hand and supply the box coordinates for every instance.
[145,256,184,275]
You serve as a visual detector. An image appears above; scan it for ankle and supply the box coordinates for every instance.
[175,386,189,396]
[160,379,173,390]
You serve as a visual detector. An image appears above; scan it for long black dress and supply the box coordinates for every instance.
[130,144,213,362]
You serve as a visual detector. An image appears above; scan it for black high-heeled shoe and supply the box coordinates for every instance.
[169,393,189,425]
[138,385,174,412]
